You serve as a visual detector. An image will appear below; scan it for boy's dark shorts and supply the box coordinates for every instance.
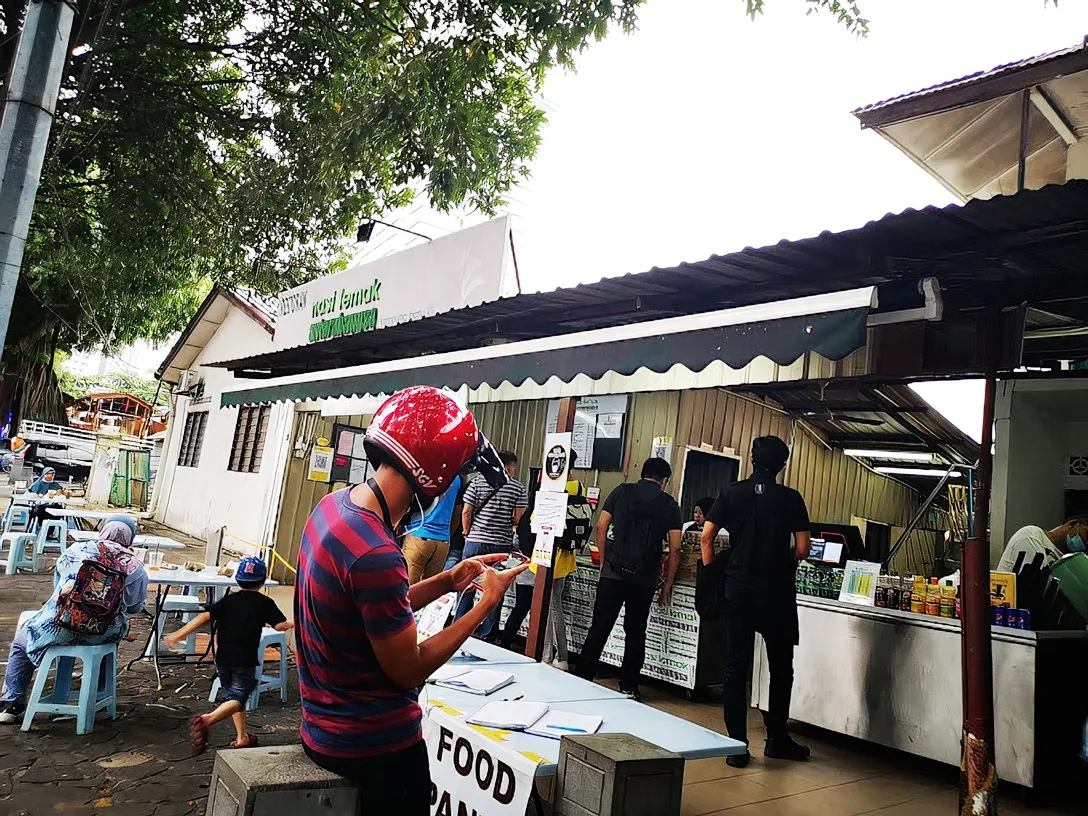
[215,667,258,705]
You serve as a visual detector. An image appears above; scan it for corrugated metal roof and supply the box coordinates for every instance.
[854,37,1088,116]
[213,180,1088,378]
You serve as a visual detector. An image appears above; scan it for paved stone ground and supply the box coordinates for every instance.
[0,572,301,816]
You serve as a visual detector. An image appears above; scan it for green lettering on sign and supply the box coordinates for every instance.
[308,307,379,342]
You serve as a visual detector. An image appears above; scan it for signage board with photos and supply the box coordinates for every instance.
[330,423,371,485]
[272,217,512,351]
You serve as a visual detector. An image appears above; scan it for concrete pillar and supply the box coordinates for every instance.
[1067,140,1088,182]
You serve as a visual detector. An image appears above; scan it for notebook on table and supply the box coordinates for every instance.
[524,710,604,740]
[467,701,550,730]
[434,669,515,696]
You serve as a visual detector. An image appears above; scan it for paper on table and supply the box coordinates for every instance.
[467,701,550,731]
[435,669,515,696]
[524,710,603,740]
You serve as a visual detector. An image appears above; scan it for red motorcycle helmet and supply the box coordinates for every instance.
[363,386,507,506]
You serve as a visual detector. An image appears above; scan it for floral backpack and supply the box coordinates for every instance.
[55,544,128,635]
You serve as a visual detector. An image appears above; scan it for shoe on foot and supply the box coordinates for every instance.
[765,735,810,761]
[0,703,23,725]
[726,751,751,769]
[619,686,642,703]
[551,659,569,672]
[189,715,210,755]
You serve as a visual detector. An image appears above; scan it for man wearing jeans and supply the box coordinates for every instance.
[454,451,527,638]
[576,457,682,701]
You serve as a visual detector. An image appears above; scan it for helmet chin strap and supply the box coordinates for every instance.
[367,477,426,540]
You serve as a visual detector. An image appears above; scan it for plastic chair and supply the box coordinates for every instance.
[21,643,118,735]
[3,505,29,534]
[34,520,67,558]
[1,532,37,575]
[208,628,289,712]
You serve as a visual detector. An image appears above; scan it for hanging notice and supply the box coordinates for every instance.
[651,436,674,464]
[424,709,537,816]
[541,433,572,493]
[531,491,568,533]
[307,439,333,483]
[531,529,557,568]
[839,560,881,606]
[416,592,456,640]
[546,396,628,470]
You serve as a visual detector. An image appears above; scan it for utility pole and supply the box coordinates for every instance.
[0,0,75,358]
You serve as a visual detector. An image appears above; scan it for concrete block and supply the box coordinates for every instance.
[206,745,360,816]
[554,733,684,816]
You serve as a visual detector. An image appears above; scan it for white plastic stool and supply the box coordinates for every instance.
[147,595,204,657]
[2,532,37,575]
[208,628,289,712]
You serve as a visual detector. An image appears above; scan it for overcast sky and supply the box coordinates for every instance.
[124,0,1088,444]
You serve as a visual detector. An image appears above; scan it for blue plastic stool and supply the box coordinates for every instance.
[35,520,67,557]
[2,532,37,575]
[4,505,30,533]
[21,643,118,735]
[148,595,203,658]
[208,629,289,712]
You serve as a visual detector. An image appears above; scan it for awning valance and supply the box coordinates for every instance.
[220,287,875,408]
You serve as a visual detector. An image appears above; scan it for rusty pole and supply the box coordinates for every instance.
[959,365,998,813]
[525,397,576,661]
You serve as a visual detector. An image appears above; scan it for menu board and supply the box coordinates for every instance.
[545,395,629,471]
[330,423,372,485]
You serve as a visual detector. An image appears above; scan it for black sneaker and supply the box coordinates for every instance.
[726,751,751,768]
[765,735,811,761]
[619,686,642,703]
[0,703,24,725]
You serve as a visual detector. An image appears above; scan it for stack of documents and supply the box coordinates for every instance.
[434,669,515,696]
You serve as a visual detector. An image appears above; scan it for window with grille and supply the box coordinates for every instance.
[229,406,271,473]
[178,412,208,468]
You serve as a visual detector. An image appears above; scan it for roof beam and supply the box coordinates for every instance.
[1030,86,1078,146]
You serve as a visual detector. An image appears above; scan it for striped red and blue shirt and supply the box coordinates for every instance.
[295,488,419,759]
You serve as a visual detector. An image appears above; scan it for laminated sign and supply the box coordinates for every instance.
[541,432,572,493]
[424,709,537,816]
[307,438,333,482]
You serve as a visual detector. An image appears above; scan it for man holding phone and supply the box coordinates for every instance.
[295,387,528,816]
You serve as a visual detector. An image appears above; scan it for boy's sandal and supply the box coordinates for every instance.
[189,716,209,755]
[231,734,259,749]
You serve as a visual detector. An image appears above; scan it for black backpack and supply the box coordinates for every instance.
[556,491,593,552]
[607,484,663,576]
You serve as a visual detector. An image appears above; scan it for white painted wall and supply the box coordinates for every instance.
[991,379,1088,564]
[153,306,292,546]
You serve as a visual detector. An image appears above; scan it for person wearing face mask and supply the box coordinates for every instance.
[996,517,1088,573]
[293,387,528,816]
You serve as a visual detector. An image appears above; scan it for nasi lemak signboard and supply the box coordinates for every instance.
[273,216,512,351]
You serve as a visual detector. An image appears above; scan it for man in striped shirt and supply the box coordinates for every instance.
[453,451,528,637]
[294,387,526,815]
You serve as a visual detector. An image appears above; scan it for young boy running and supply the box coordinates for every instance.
[164,557,293,752]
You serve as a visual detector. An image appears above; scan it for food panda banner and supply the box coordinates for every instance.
[424,709,537,816]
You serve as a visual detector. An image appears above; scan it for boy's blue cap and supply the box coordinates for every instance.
[236,557,267,584]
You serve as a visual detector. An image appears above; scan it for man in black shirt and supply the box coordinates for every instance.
[576,458,683,700]
[701,436,811,767]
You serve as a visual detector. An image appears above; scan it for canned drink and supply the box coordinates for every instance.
[1018,608,1031,630]
[900,588,912,611]
[875,584,886,608]
[992,605,1005,627]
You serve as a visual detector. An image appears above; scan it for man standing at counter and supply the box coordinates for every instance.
[701,435,811,768]
[996,516,1088,572]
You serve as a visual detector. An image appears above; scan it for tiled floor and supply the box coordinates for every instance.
[617,682,1086,816]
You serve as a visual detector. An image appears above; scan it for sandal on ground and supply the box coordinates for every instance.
[231,734,259,749]
[189,715,210,755]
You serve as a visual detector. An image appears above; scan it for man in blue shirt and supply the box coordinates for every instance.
[402,475,461,584]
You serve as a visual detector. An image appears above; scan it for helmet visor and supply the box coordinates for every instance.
[461,433,509,491]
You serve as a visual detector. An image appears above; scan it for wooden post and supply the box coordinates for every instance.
[525,397,576,661]
[959,315,998,815]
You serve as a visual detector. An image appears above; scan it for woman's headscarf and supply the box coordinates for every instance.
[105,514,138,540]
[99,519,135,550]
[27,467,56,495]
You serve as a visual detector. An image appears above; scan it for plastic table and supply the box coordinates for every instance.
[454,638,537,666]
[48,508,134,522]
[67,530,186,551]
[422,660,746,777]
[130,568,280,687]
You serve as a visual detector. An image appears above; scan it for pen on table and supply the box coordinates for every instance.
[547,725,588,733]
[508,695,524,701]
